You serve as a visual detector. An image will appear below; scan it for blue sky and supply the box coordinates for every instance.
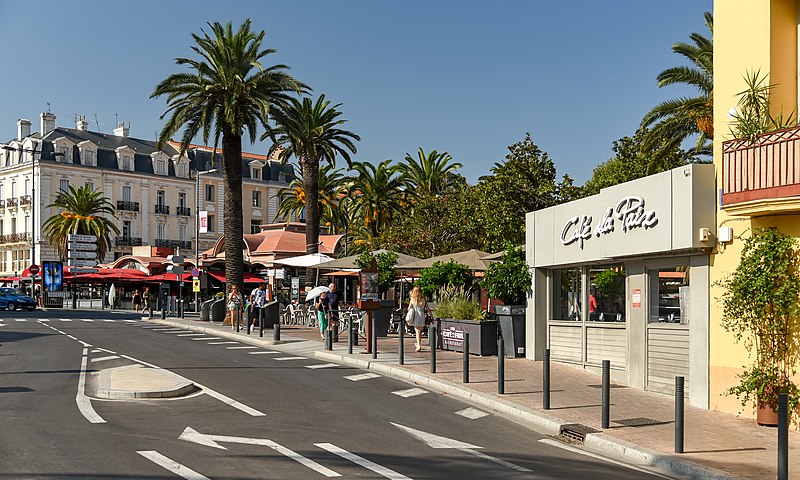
[0,0,711,184]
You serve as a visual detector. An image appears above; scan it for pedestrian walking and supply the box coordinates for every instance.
[34,284,43,308]
[327,283,340,331]
[316,290,331,339]
[141,287,151,315]
[133,289,142,313]
[407,286,432,352]
[249,282,268,333]
[228,285,243,329]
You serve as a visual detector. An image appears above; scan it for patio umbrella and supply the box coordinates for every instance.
[320,249,422,270]
[396,248,493,271]
[108,284,116,310]
[305,285,330,302]
[274,253,335,286]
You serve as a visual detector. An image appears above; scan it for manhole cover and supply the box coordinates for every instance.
[559,423,600,444]
[613,417,671,427]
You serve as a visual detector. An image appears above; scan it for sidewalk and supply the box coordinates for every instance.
[147,314,795,480]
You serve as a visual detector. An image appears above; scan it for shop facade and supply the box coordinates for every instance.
[525,163,716,408]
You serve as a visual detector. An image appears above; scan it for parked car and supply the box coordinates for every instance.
[0,288,37,311]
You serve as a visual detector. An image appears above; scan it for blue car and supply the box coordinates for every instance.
[0,288,37,311]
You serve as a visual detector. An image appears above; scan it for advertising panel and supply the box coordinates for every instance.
[43,261,63,292]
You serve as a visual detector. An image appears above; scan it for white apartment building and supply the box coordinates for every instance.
[0,112,294,275]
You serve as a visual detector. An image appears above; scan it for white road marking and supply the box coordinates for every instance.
[177,333,207,337]
[537,439,671,479]
[344,373,381,381]
[455,407,489,420]
[91,349,103,353]
[248,351,279,355]
[77,348,105,424]
[97,347,116,354]
[79,341,93,348]
[81,319,94,322]
[38,318,50,322]
[392,388,428,398]
[180,427,340,477]
[15,319,27,322]
[120,354,265,417]
[274,356,305,360]
[102,319,115,322]
[67,335,77,340]
[208,341,238,345]
[305,363,340,369]
[60,319,72,322]
[191,337,221,341]
[0,324,6,327]
[225,345,257,349]
[137,450,210,480]
[315,443,409,479]
[92,355,120,363]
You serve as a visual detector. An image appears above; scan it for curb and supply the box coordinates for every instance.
[95,364,195,399]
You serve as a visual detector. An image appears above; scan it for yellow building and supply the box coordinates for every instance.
[712,0,800,417]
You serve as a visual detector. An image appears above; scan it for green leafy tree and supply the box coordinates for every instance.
[640,11,713,168]
[42,185,120,261]
[582,128,690,197]
[268,95,359,285]
[481,245,532,305]
[416,261,473,298]
[152,20,305,292]
[397,148,463,198]
[354,250,398,294]
[347,159,404,243]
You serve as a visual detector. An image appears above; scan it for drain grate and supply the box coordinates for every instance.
[559,423,600,444]
[613,417,671,427]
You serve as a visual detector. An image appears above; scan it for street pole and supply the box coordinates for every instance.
[195,168,199,313]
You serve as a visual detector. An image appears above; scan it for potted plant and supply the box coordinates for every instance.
[719,227,800,425]
[481,245,531,357]
[435,285,497,356]
[355,250,398,337]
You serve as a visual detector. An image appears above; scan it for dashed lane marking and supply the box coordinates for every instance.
[102,319,115,322]
[344,373,381,382]
[60,319,73,322]
[191,337,221,341]
[455,407,489,420]
[392,388,428,398]
[177,333,207,337]
[315,443,410,479]
[249,351,280,355]
[15,319,27,322]
[274,356,305,360]
[208,341,239,345]
[305,363,339,369]
[226,346,258,350]
[81,319,95,322]
[137,451,210,480]
[91,355,120,363]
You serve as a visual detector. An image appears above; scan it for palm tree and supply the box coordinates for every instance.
[397,148,462,198]
[267,95,359,284]
[640,11,713,170]
[348,159,405,243]
[274,163,346,231]
[151,20,305,292]
[42,185,119,262]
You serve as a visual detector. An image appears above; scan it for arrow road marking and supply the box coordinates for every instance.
[137,450,210,480]
[315,443,410,480]
[391,423,531,473]
[180,427,340,477]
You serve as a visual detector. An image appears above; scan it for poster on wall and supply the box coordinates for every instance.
[43,261,63,292]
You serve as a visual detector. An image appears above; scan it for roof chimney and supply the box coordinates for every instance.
[40,112,56,135]
[17,119,31,140]
[76,115,89,131]
[113,121,129,137]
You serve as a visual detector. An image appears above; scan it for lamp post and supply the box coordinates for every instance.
[194,167,217,312]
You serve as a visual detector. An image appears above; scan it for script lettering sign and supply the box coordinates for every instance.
[560,196,658,249]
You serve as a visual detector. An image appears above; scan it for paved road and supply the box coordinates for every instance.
[0,309,674,479]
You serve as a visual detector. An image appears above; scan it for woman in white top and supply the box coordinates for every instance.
[407,286,431,352]
[227,285,243,330]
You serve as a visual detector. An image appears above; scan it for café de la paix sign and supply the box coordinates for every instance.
[560,195,658,249]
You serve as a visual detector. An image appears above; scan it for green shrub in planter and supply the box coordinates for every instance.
[481,245,531,305]
[434,285,485,321]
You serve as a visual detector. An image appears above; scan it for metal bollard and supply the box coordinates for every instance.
[259,308,264,338]
[348,317,353,354]
[675,376,684,453]
[463,332,470,383]
[325,329,332,351]
[779,392,788,480]
[543,348,551,410]
[332,316,339,343]
[601,360,610,429]
[371,316,377,359]
[161,306,166,319]
[399,319,405,365]
[429,325,437,373]
[273,320,280,341]
[498,338,505,394]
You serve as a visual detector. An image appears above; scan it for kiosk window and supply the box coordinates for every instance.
[588,264,626,322]
[552,267,582,321]
[648,266,689,324]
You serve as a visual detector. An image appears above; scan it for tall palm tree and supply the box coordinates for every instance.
[397,148,462,198]
[274,163,346,230]
[640,11,713,170]
[151,20,305,292]
[42,185,119,262]
[267,95,359,284]
[348,159,405,242]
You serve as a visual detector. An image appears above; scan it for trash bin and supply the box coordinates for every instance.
[210,299,226,322]
[264,301,279,328]
[200,299,215,321]
[495,305,526,357]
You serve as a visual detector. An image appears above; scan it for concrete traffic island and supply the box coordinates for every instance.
[93,364,197,399]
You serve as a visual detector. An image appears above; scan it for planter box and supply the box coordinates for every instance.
[371,299,395,337]
[439,318,498,356]
[495,305,526,358]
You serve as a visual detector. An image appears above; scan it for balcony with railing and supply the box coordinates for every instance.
[155,239,191,250]
[6,198,17,208]
[154,204,170,215]
[722,125,800,215]
[114,236,142,247]
[19,195,31,206]
[176,206,191,216]
[117,200,139,212]
[0,233,31,243]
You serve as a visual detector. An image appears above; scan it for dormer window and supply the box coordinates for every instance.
[156,159,167,175]
[116,146,136,172]
[248,160,264,181]
[56,145,69,163]
[122,155,133,171]
[171,153,190,178]
[78,140,97,167]
[252,167,261,180]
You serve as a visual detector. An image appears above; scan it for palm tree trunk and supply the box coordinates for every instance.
[302,158,320,287]
[222,132,245,295]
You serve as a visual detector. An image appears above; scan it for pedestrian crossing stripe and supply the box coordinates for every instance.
[344,373,381,382]
[392,388,428,398]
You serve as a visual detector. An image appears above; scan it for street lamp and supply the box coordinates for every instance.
[194,166,217,312]
[1,145,63,270]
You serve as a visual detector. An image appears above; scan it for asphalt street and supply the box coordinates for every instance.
[0,309,674,479]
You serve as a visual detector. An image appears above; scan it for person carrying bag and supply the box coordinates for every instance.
[407,286,431,352]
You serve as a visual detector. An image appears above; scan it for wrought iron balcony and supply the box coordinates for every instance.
[0,233,31,243]
[154,204,170,215]
[6,198,17,208]
[19,195,31,206]
[117,200,139,212]
[114,236,142,247]
[155,239,191,249]
[176,206,191,216]
[722,125,800,214]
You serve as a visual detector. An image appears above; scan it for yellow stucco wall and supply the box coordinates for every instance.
[712,0,800,416]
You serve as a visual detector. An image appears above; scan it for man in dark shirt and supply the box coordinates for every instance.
[327,283,340,336]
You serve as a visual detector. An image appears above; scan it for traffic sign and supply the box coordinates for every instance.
[68,242,99,251]
[67,250,98,260]
[192,268,199,277]
[192,279,200,292]
[167,265,185,275]
[68,234,98,243]
[68,259,98,267]
[167,255,184,264]
[29,264,39,275]
[71,268,99,273]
